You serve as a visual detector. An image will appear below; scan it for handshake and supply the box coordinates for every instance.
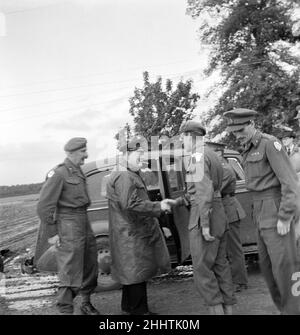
[160,198,179,214]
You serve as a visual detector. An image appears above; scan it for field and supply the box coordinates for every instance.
[0,194,40,255]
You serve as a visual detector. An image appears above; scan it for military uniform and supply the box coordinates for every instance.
[220,159,248,289]
[106,140,171,315]
[176,121,236,314]
[288,144,300,177]
[37,139,98,314]
[225,109,300,314]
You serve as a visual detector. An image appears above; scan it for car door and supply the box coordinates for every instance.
[159,154,191,263]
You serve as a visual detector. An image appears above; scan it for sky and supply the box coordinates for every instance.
[0,0,218,185]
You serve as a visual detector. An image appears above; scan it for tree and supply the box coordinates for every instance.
[128,71,200,141]
[186,0,300,147]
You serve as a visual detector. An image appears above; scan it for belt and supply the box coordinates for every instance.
[251,187,281,200]
[57,206,88,214]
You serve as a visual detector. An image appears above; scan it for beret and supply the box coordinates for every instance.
[179,120,206,136]
[118,137,146,153]
[64,137,87,152]
[224,108,258,132]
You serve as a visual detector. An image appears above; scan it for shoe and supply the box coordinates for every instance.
[80,302,100,315]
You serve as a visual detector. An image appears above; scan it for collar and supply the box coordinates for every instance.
[243,130,262,152]
[64,158,84,177]
[249,130,262,148]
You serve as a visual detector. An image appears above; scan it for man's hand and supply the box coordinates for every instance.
[277,219,291,236]
[202,227,215,242]
[164,199,178,207]
[160,199,172,213]
[48,234,60,247]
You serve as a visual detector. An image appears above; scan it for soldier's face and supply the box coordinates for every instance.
[71,148,88,166]
[127,150,144,171]
[181,134,193,153]
[232,124,253,144]
[181,133,203,154]
[282,137,293,147]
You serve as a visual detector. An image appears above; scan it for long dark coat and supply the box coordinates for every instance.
[106,168,171,285]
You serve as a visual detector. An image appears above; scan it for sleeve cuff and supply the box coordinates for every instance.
[200,217,209,228]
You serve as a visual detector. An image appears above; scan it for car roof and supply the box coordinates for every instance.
[82,146,241,175]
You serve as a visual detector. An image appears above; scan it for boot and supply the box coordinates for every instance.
[209,304,224,315]
[223,304,233,315]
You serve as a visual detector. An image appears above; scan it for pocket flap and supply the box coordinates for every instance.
[245,151,264,162]
[66,177,80,184]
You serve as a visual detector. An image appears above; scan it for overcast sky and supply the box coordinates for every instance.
[0,0,216,185]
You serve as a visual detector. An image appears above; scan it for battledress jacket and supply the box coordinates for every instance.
[106,167,171,285]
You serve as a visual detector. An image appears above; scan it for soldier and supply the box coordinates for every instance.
[106,138,171,315]
[37,138,99,315]
[171,121,236,315]
[207,142,248,292]
[224,108,300,314]
[276,126,300,176]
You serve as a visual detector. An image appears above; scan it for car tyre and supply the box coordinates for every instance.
[94,236,122,292]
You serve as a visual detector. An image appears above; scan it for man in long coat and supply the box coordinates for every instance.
[106,138,171,315]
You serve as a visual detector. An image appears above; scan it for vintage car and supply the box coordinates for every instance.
[35,144,257,291]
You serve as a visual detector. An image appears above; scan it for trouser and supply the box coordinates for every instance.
[227,221,248,285]
[56,211,98,313]
[252,188,300,314]
[121,282,148,315]
[189,198,236,307]
[257,226,300,314]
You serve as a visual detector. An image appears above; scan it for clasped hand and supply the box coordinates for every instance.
[160,199,178,213]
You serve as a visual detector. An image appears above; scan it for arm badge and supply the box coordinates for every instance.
[274,141,282,151]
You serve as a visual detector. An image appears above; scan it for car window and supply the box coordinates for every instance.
[227,157,245,181]
[140,159,160,190]
[86,170,112,201]
[163,156,184,192]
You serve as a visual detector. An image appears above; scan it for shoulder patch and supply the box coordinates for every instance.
[274,141,282,151]
[47,170,55,178]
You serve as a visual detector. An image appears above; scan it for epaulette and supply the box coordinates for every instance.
[262,133,276,141]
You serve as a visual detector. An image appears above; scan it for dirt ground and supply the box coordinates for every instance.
[0,260,278,315]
